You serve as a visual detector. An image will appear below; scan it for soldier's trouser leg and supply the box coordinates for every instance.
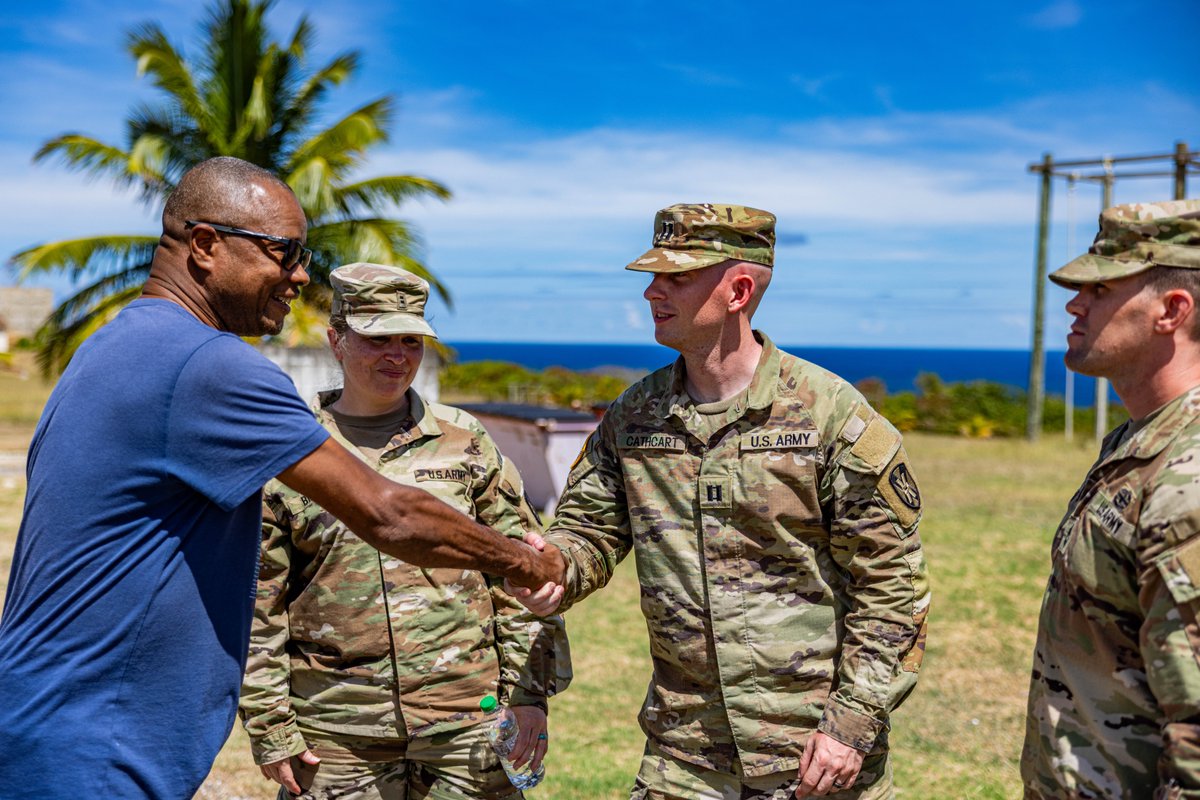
[628,740,893,800]
[282,728,519,800]
[405,724,521,800]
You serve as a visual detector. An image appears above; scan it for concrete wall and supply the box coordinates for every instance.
[0,287,54,341]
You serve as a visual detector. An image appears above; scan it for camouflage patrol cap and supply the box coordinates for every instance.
[1050,199,1200,288]
[626,203,776,273]
[329,262,437,339]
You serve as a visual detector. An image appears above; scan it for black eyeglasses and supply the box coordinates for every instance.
[185,220,313,272]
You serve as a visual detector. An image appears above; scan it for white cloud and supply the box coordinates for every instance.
[377,128,1033,244]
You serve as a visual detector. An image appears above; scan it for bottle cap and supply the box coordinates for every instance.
[479,695,498,713]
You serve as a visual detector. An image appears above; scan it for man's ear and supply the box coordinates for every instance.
[1156,289,1195,335]
[728,273,755,313]
[188,225,220,274]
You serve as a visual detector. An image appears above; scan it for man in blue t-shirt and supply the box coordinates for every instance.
[0,157,565,799]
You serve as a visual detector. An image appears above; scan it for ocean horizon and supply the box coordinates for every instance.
[445,341,1112,407]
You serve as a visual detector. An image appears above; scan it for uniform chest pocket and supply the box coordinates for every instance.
[1057,492,1138,593]
[737,442,822,525]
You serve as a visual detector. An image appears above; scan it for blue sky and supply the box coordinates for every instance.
[1,0,1197,349]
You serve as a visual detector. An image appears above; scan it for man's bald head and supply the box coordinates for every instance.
[144,156,308,333]
[162,157,296,238]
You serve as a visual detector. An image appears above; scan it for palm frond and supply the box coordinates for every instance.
[284,52,359,132]
[264,15,318,150]
[227,46,276,153]
[285,97,393,176]
[126,24,216,148]
[33,278,148,376]
[24,0,454,372]
[285,14,314,58]
[124,104,192,193]
[309,218,451,308]
[11,236,159,281]
[332,175,451,218]
[287,157,338,220]
[33,135,138,187]
[41,265,152,331]
[201,0,271,154]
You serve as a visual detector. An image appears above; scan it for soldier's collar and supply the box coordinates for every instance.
[659,331,779,423]
[1107,384,1200,461]
[407,391,441,439]
[744,331,781,411]
[315,388,441,446]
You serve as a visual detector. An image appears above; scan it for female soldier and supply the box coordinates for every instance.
[239,263,570,800]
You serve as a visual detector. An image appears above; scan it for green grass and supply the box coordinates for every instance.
[0,432,1099,799]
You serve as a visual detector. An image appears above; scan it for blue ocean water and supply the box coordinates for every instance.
[446,341,1112,407]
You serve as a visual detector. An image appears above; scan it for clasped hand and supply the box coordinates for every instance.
[505,532,565,615]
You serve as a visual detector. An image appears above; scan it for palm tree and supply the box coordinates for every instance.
[12,0,450,374]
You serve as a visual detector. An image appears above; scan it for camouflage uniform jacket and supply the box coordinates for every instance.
[1023,385,1200,800]
[239,389,571,766]
[545,333,929,777]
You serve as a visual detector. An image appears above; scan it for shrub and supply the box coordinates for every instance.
[860,374,1127,439]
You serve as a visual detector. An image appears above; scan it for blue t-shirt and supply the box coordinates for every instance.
[0,299,330,798]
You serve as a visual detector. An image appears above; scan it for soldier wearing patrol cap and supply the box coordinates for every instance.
[239,263,572,800]
[1022,199,1200,800]
[514,204,930,799]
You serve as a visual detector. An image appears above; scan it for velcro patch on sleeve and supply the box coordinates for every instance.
[1159,534,1200,605]
[838,412,868,444]
[564,450,598,491]
[849,416,901,474]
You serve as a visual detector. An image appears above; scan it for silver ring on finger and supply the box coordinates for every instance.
[832,779,846,788]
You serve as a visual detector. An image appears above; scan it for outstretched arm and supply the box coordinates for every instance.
[277,438,566,589]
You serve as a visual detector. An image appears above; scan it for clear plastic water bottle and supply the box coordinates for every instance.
[479,695,545,790]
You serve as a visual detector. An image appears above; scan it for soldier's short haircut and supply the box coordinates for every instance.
[737,261,772,320]
[1143,266,1200,340]
[162,157,290,233]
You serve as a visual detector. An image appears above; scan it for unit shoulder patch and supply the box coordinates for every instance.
[877,454,921,532]
[888,463,921,510]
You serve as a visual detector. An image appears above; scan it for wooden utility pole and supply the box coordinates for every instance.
[1026,153,1053,441]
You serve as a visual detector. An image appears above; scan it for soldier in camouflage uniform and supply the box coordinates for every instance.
[239,264,571,800]
[1023,199,1200,800]
[514,205,929,799]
